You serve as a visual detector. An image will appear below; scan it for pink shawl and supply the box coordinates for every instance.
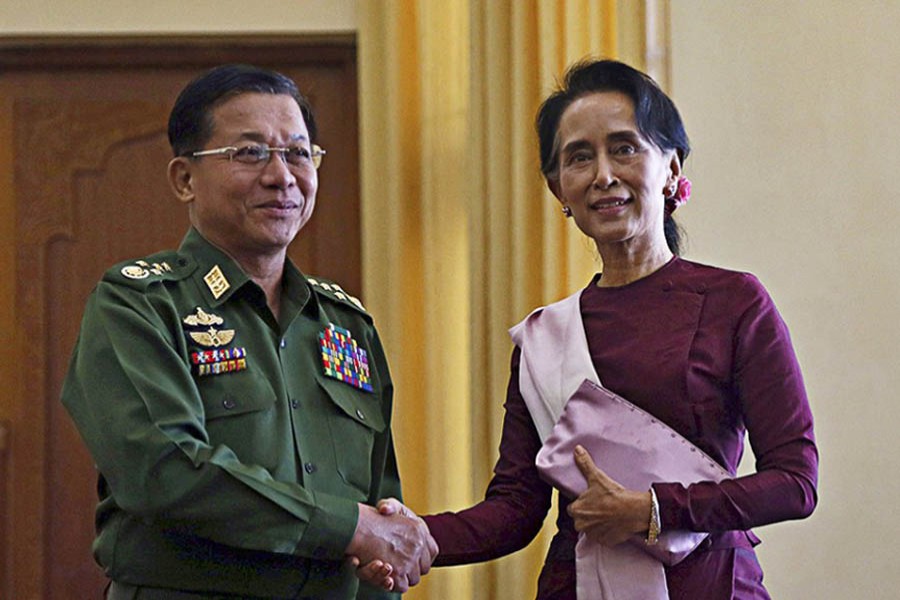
[509,292,729,599]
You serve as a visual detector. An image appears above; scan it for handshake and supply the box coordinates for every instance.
[346,498,438,593]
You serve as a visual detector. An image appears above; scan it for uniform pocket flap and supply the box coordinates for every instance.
[199,372,276,420]
[316,376,386,433]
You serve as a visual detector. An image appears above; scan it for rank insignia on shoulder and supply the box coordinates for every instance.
[307,277,367,312]
[191,347,248,377]
[318,323,373,392]
[121,260,173,280]
[183,307,236,348]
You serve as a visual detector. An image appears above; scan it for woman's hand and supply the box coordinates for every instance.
[567,445,652,546]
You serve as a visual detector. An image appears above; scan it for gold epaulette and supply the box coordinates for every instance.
[307,276,368,314]
[106,252,195,288]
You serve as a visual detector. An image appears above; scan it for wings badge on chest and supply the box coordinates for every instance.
[183,307,235,348]
[183,307,247,377]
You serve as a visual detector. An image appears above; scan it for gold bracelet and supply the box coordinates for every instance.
[646,487,660,545]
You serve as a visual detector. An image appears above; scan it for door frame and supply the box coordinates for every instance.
[0,34,358,599]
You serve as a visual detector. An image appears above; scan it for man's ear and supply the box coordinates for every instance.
[167,157,195,205]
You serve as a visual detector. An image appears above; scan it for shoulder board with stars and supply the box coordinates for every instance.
[307,276,369,315]
[104,251,196,289]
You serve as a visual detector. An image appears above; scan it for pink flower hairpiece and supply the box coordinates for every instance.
[665,176,692,215]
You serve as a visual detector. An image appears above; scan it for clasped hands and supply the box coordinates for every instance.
[350,445,651,592]
[345,500,438,593]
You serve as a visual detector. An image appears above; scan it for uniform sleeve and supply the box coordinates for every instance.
[61,282,359,559]
[655,275,819,533]
[423,347,553,565]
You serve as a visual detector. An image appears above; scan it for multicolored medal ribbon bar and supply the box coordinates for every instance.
[190,347,248,377]
[318,324,373,392]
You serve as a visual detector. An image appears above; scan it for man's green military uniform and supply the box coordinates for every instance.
[62,228,400,599]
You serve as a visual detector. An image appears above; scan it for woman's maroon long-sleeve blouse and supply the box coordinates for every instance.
[423,258,818,597]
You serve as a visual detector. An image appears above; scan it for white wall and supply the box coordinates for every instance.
[671,2,900,598]
[0,0,356,34]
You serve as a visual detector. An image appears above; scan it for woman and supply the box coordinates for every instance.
[362,59,818,599]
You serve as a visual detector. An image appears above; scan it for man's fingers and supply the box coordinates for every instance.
[392,575,410,594]
[418,547,431,576]
[354,559,395,591]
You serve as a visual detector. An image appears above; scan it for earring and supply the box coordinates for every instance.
[561,205,572,217]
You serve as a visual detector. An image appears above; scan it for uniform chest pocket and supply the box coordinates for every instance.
[317,376,386,494]
[198,371,276,420]
[195,371,279,469]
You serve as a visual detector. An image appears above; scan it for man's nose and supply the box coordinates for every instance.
[261,150,297,188]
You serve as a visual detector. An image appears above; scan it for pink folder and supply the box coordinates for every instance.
[536,379,731,599]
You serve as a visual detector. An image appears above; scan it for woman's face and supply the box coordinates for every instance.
[551,91,680,255]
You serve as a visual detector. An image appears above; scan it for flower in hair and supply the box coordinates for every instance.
[665,176,692,215]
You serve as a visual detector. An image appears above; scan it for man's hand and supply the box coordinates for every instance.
[346,502,438,593]
[350,557,395,592]
[566,445,651,546]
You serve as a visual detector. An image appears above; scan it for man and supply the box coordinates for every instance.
[61,64,436,599]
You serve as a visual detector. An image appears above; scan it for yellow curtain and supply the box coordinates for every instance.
[359,2,667,598]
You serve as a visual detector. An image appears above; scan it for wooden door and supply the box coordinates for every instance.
[0,37,360,600]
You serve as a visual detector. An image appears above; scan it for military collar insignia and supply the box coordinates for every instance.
[121,260,173,280]
[183,307,235,347]
[204,265,230,300]
[318,323,373,392]
[307,277,366,312]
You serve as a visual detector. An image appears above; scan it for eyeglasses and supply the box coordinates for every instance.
[189,144,326,169]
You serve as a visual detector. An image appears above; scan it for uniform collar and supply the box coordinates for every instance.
[178,228,312,312]
[178,228,253,307]
[281,258,314,320]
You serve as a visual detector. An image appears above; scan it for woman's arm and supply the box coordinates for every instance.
[423,348,554,565]
[655,274,818,533]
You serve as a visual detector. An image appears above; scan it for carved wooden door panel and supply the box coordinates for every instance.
[2,43,359,600]
[19,97,179,599]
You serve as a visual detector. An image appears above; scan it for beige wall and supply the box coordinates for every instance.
[671,2,900,598]
[0,0,356,34]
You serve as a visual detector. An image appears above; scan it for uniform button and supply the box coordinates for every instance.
[279,338,287,348]
[291,398,300,409]
[356,409,365,420]
[222,397,236,410]
[304,462,317,474]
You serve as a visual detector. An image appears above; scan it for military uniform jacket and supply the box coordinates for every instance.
[61,228,400,599]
